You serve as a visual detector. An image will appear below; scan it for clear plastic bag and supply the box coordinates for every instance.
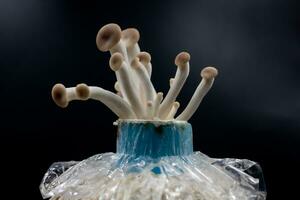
[40,121,266,200]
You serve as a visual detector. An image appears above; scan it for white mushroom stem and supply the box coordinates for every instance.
[116,91,122,97]
[129,43,140,62]
[122,28,141,63]
[50,196,61,200]
[110,53,130,102]
[145,63,152,77]
[135,52,153,103]
[66,87,78,101]
[169,78,174,87]
[158,52,190,119]
[153,92,163,118]
[176,67,218,121]
[137,52,152,77]
[146,101,153,119]
[137,85,147,108]
[131,57,156,102]
[166,102,180,120]
[88,86,136,119]
[110,53,145,118]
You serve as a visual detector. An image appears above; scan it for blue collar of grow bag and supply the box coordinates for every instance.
[116,120,193,159]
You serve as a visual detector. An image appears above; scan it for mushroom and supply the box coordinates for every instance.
[51,83,136,119]
[176,67,218,121]
[51,23,218,122]
[121,28,141,63]
[110,53,145,118]
[166,102,180,120]
[152,92,163,118]
[158,52,190,119]
[137,51,152,77]
[131,57,156,102]
[96,23,129,63]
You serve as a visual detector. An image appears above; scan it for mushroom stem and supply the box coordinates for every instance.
[169,78,174,87]
[146,101,153,119]
[137,52,152,77]
[88,86,136,119]
[122,28,141,63]
[166,102,180,120]
[131,57,156,102]
[110,53,145,117]
[52,83,136,119]
[110,53,130,102]
[153,92,163,118]
[158,52,190,119]
[50,196,61,200]
[116,91,122,97]
[130,44,140,62]
[145,63,152,77]
[66,87,78,101]
[176,67,218,121]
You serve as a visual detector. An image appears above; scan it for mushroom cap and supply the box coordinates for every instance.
[156,92,163,98]
[109,53,124,71]
[52,83,68,108]
[175,52,190,68]
[76,83,90,100]
[155,92,164,104]
[114,82,120,92]
[96,23,122,52]
[137,52,151,64]
[173,101,180,109]
[201,66,218,79]
[131,57,142,69]
[121,28,140,47]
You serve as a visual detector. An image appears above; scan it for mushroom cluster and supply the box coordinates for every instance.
[51,23,218,121]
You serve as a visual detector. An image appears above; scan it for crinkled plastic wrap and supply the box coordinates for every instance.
[40,121,266,200]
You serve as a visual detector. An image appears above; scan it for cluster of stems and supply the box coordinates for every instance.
[51,23,218,121]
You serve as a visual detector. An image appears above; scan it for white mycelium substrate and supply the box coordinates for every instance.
[41,152,266,200]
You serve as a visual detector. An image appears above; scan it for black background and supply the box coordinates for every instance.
[1,0,299,199]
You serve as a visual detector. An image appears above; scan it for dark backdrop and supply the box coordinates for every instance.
[1,0,299,199]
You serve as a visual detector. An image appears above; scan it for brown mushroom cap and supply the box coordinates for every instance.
[173,101,180,109]
[114,82,120,92]
[131,57,142,69]
[51,83,68,108]
[137,52,151,64]
[175,52,190,68]
[109,53,124,71]
[96,23,122,52]
[201,66,218,79]
[76,83,90,100]
[121,28,140,47]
